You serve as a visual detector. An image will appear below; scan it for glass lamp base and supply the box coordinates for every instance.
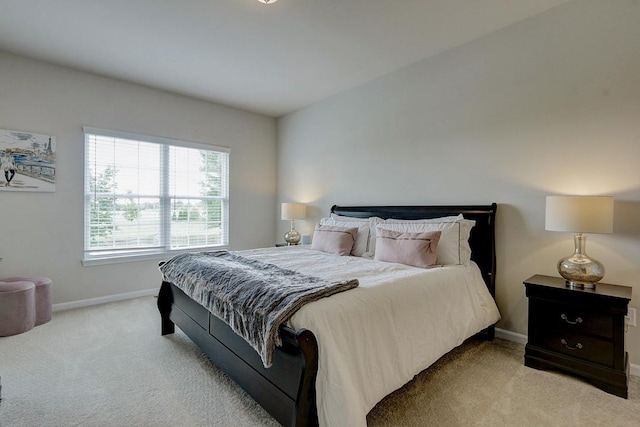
[557,233,605,289]
[558,255,604,289]
[284,229,301,245]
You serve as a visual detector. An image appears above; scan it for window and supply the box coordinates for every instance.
[83,127,229,264]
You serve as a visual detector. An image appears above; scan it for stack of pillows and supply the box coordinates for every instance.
[310,214,475,269]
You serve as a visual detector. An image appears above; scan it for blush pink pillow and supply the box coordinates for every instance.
[311,224,358,256]
[374,227,442,268]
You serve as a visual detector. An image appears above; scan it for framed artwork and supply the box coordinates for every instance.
[0,128,56,192]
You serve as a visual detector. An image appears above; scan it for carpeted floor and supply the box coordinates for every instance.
[1,296,638,426]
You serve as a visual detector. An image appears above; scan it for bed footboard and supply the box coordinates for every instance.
[157,281,319,427]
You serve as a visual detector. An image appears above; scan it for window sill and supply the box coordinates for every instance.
[82,246,230,267]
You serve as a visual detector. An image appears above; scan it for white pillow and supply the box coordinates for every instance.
[384,214,462,224]
[319,217,371,256]
[368,217,384,256]
[330,214,370,222]
[378,215,475,265]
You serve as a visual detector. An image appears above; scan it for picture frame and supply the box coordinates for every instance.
[0,128,56,192]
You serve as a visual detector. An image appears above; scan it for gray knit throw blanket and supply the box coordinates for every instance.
[159,251,359,367]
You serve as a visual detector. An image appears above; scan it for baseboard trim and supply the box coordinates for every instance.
[52,288,158,312]
[495,327,639,377]
[495,327,528,345]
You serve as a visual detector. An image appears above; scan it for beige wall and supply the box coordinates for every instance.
[0,52,277,305]
[277,0,640,364]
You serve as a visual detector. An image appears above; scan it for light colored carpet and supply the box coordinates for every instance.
[0,296,638,427]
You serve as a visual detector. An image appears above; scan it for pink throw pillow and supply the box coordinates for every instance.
[311,224,358,256]
[374,227,442,268]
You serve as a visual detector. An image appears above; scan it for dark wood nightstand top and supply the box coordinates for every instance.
[524,274,632,301]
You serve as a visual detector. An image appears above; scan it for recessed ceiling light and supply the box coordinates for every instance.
[258,0,278,4]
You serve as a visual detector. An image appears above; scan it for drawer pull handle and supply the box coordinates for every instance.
[561,339,583,350]
[560,314,583,325]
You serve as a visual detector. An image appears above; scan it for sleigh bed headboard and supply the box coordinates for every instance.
[330,203,498,298]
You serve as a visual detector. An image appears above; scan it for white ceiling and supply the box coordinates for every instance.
[0,0,572,117]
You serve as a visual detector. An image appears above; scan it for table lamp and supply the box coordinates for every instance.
[281,203,306,245]
[545,195,614,288]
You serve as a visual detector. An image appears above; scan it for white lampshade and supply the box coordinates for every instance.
[545,196,613,234]
[281,203,306,221]
[257,0,278,3]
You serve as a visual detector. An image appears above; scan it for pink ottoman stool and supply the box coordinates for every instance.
[0,280,36,336]
[2,276,52,325]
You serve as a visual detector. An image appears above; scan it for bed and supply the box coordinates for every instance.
[157,204,499,427]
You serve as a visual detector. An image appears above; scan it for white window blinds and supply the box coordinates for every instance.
[83,127,229,263]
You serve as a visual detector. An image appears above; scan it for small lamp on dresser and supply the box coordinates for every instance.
[281,203,306,245]
[545,195,614,288]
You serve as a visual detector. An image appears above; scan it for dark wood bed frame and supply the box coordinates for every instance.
[157,203,497,427]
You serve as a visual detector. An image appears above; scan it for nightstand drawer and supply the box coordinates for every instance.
[536,332,614,366]
[530,300,614,339]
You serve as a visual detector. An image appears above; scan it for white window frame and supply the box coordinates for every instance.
[82,127,230,266]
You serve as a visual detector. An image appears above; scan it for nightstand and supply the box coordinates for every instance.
[524,274,631,398]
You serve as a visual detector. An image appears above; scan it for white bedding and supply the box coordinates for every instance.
[238,245,501,427]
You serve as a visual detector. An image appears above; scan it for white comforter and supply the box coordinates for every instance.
[239,246,501,427]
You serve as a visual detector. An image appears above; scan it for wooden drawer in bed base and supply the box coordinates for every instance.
[157,281,319,427]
